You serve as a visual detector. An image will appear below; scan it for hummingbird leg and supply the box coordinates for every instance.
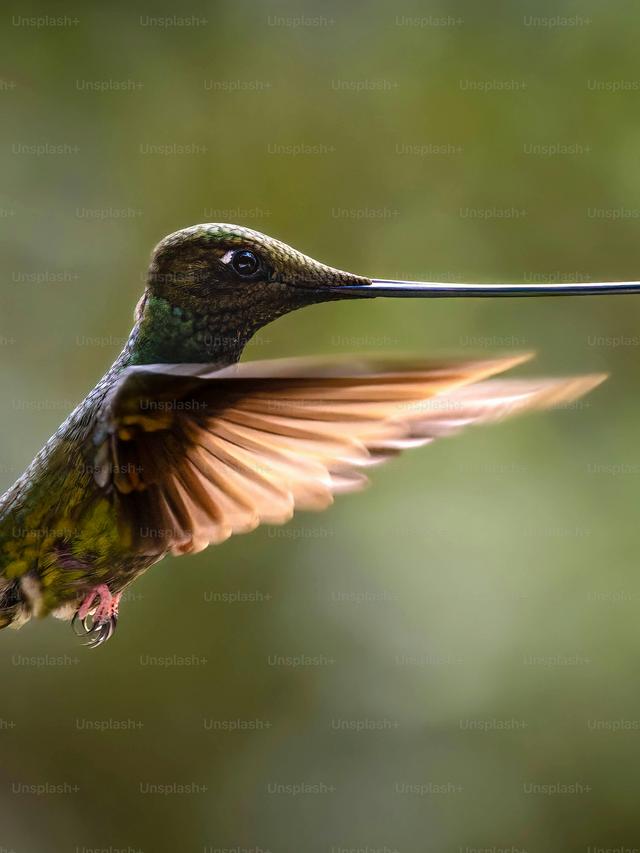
[71,585,121,648]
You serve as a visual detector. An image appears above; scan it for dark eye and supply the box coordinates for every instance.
[230,249,262,278]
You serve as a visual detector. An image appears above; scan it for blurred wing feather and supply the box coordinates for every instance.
[91,354,605,556]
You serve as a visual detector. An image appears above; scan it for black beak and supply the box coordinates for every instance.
[329,278,640,298]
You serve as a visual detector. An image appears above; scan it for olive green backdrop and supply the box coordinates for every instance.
[1,1,640,851]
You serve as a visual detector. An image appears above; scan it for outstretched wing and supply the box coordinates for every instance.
[91,354,605,556]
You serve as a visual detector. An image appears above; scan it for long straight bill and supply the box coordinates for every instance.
[336,279,640,298]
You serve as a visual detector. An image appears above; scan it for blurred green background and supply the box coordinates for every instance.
[2,1,640,851]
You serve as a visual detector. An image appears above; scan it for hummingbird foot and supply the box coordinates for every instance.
[72,585,121,648]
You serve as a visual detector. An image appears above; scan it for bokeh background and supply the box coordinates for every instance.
[1,1,640,850]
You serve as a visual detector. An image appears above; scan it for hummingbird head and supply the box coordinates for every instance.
[147,223,369,314]
[134,223,371,364]
[131,221,640,366]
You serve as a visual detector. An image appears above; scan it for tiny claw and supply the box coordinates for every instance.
[72,587,121,648]
[84,617,116,648]
[83,626,103,648]
[71,611,85,637]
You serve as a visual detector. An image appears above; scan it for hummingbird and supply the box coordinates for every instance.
[0,223,627,647]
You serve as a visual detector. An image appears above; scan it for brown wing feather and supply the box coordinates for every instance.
[93,354,606,556]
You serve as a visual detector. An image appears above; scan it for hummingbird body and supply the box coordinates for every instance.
[0,224,607,645]
[0,345,146,628]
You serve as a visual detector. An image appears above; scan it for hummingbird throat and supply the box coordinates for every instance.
[126,295,249,367]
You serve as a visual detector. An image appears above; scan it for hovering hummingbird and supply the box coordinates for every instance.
[0,223,627,646]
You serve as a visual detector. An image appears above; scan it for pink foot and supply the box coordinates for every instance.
[72,585,121,647]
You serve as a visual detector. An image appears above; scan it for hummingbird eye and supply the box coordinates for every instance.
[229,249,262,279]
